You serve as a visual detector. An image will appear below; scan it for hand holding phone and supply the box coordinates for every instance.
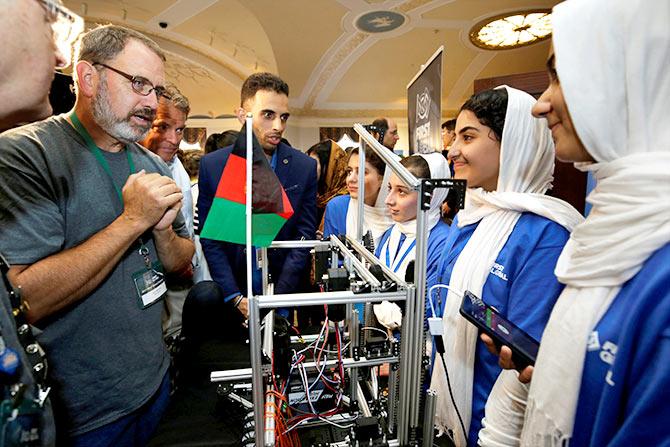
[480,334,534,383]
[459,291,539,369]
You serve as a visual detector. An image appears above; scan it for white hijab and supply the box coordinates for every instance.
[521,1,670,445]
[378,152,451,279]
[345,151,398,246]
[431,86,583,444]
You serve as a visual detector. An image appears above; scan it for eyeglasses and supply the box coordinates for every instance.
[39,0,84,69]
[93,63,168,100]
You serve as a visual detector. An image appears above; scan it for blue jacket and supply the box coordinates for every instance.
[323,194,350,238]
[428,213,570,446]
[198,142,317,299]
[571,243,670,446]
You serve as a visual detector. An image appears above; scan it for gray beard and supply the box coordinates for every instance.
[91,77,153,144]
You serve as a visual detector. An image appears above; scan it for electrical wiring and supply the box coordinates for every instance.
[269,302,354,442]
[426,283,468,445]
[439,352,467,446]
[361,325,391,340]
[427,283,464,318]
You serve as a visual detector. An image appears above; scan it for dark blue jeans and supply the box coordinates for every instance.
[68,372,170,447]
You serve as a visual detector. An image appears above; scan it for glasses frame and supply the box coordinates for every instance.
[93,63,168,99]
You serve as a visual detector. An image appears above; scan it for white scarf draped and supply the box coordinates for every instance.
[521,1,670,444]
[345,152,399,246]
[378,153,450,280]
[431,86,583,445]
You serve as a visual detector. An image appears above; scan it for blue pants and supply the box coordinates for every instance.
[69,372,170,447]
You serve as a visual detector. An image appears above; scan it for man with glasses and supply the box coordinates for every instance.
[0,24,194,446]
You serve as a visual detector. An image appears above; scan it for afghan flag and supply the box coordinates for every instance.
[200,127,294,247]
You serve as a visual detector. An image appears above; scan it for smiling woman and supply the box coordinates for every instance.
[449,88,506,192]
[428,86,584,446]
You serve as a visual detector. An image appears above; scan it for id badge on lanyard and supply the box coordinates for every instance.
[132,244,167,309]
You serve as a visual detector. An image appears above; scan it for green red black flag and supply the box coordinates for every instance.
[200,127,294,247]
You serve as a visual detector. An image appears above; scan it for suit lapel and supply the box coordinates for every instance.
[273,143,293,186]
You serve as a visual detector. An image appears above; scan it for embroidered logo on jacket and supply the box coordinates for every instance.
[489,262,508,281]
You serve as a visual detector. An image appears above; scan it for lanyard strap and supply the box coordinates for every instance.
[385,234,417,273]
[69,113,152,264]
[70,112,135,203]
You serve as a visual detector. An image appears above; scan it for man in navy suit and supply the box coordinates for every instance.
[194,73,317,335]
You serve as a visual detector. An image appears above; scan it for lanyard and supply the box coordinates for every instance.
[385,233,417,274]
[69,113,152,266]
[69,112,135,203]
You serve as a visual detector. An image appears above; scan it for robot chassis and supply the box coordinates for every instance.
[210,125,465,446]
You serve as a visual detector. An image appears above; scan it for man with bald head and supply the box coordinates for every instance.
[371,116,400,150]
[0,24,194,445]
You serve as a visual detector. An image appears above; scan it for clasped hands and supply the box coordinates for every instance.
[120,170,183,233]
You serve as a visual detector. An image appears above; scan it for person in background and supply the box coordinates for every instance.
[371,117,400,150]
[322,147,394,247]
[141,84,195,340]
[204,129,239,154]
[480,1,670,445]
[442,119,456,152]
[180,149,211,284]
[442,118,456,175]
[306,139,349,230]
[428,86,583,446]
[441,188,460,225]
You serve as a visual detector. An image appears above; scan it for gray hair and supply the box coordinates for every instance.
[74,24,165,65]
[162,83,190,116]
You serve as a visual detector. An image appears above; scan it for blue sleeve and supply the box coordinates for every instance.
[504,222,569,341]
[323,195,349,238]
[576,245,670,446]
[198,152,241,300]
[426,223,450,289]
[605,332,670,446]
[275,158,318,295]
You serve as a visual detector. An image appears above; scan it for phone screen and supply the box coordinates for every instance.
[460,291,539,365]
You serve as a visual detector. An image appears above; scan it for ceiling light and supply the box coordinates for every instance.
[469,10,552,50]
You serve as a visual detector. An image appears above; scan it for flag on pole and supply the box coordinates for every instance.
[200,126,294,247]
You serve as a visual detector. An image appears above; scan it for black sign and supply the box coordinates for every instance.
[407,47,443,154]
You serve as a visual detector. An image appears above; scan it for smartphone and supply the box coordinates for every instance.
[459,290,539,368]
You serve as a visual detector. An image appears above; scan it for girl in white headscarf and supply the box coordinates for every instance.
[372,153,451,330]
[377,153,451,280]
[428,86,583,446]
[323,147,395,246]
[481,1,670,446]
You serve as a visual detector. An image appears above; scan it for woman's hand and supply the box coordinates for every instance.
[480,334,534,383]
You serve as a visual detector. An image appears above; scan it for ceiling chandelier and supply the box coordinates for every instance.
[470,10,552,50]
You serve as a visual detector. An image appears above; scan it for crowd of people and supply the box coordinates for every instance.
[0,0,667,446]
